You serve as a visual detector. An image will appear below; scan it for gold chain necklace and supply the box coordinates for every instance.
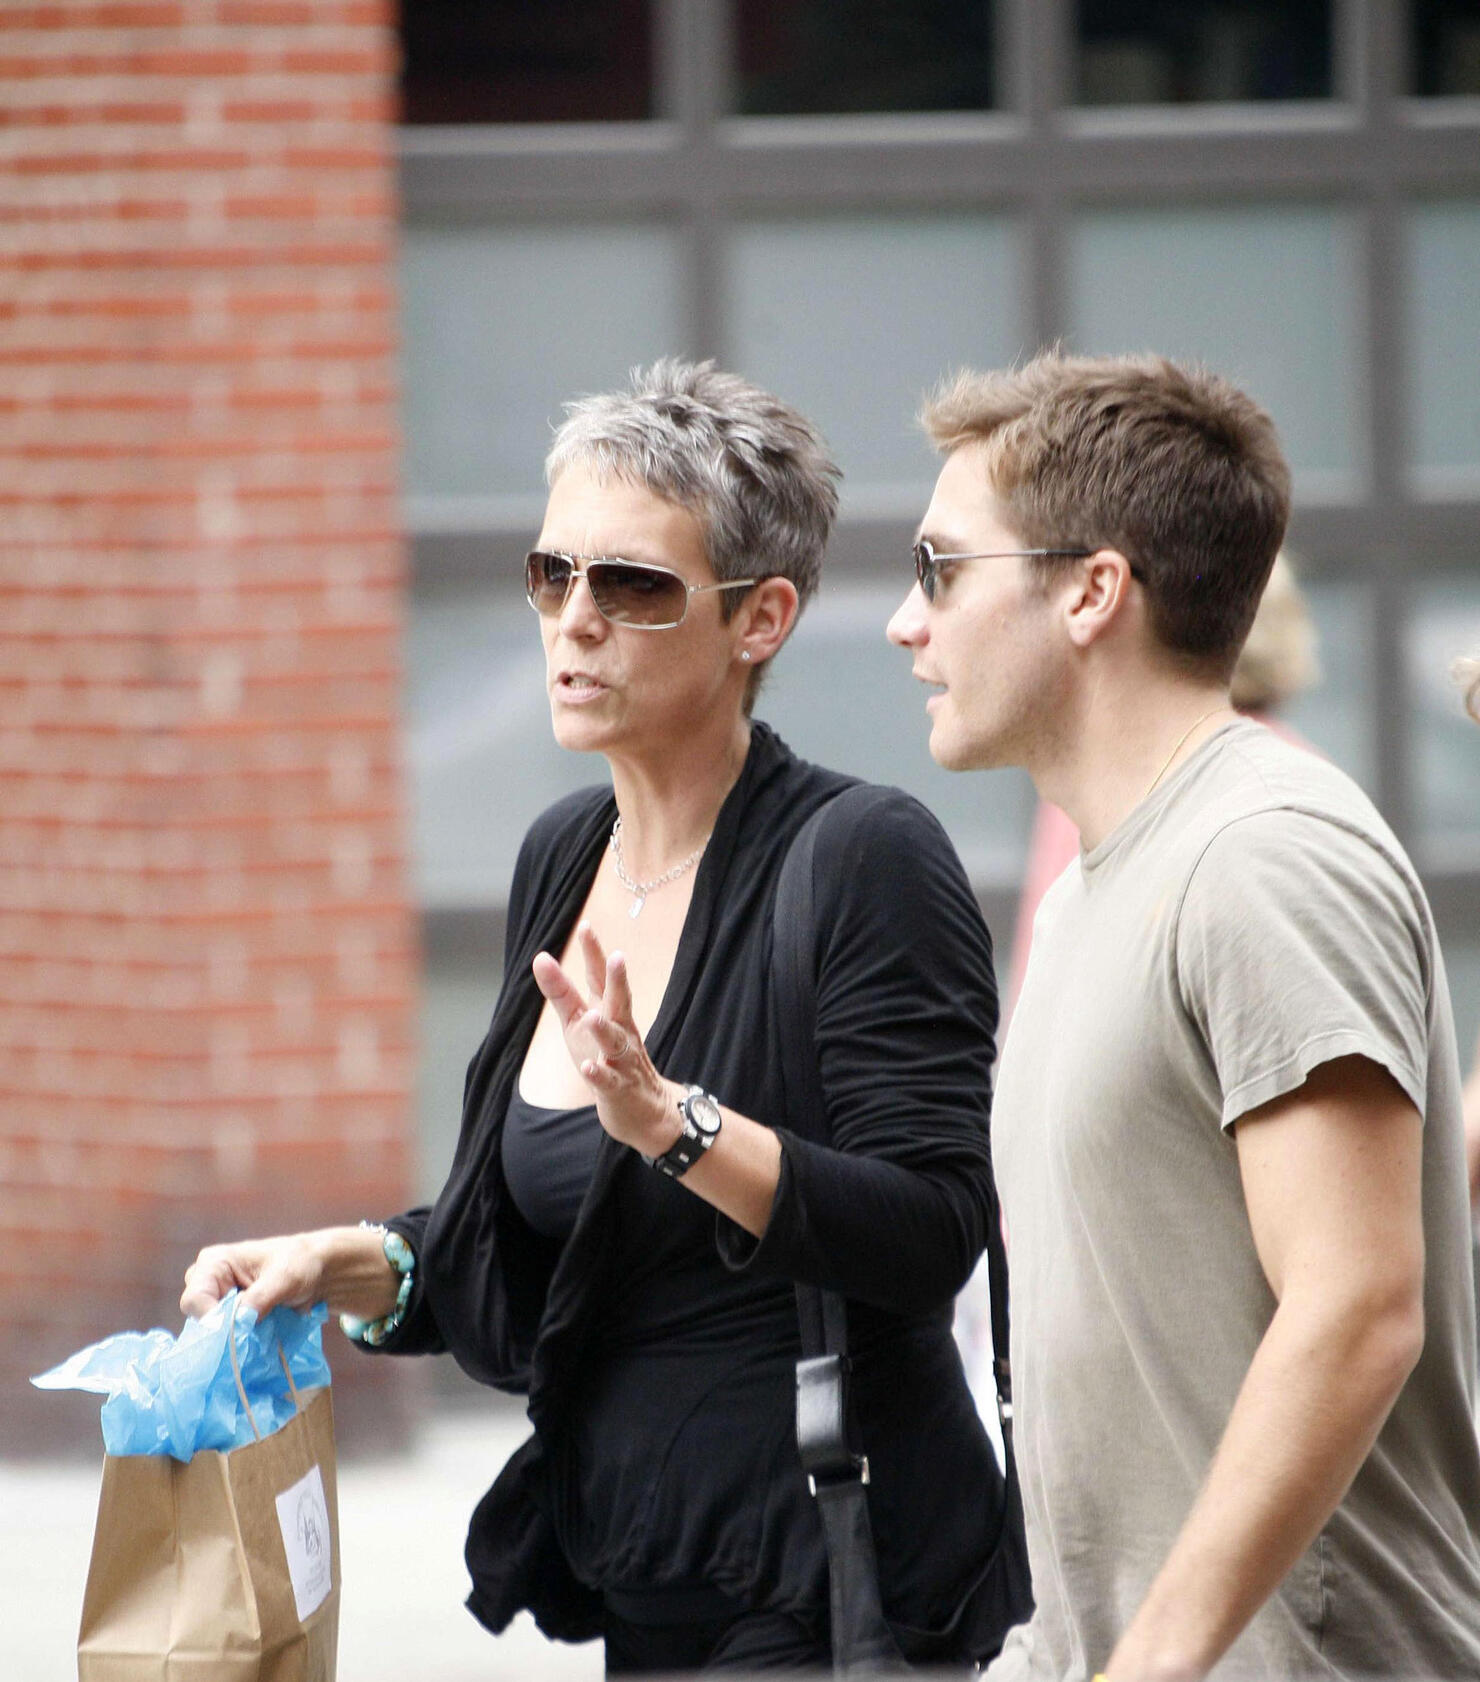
[1142,707,1229,804]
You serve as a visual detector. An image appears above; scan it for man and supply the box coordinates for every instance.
[887,351,1480,1681]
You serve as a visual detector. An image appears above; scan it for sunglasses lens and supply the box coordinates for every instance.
[588,560,688,627]
[526,551,575,614]
[913,543,936,602]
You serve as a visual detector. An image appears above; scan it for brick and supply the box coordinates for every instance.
[0,6,191,25]
[0,99,189,125]
[4,240,394,274]
[279,144,388,170]
[13,147,258,174]
[0,50,262,81]
[279,47,391,78]
[1,0,413,1450]
[216,2,393,24]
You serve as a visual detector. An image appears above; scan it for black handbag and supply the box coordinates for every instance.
[772,786,1032,1677]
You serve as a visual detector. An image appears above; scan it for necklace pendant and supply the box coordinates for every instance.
[628,894,645,919]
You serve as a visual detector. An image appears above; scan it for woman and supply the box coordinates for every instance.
[181,361,1019,1673]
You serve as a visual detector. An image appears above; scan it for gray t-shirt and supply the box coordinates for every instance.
[988,719,1480,1682]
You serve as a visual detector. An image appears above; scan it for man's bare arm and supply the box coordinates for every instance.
[1104,1054,1425,1682]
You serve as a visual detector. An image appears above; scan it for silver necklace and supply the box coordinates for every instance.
[609,817,707,918]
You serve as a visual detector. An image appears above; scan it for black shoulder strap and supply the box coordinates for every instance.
[773,789,852,1362]
[774,788,909,1674]
[772,785,1016,1456]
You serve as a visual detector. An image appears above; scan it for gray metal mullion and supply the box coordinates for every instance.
[1363,183,1405,519]
[415,503,1480,586]
[1284,504,1480,572]
[398,133,688,219]
[398,124,1480,222]
[686,0,735,126]
[682,211,726,362]
[653,0,689,123]
[1331,0,1368,107]
[1025,207,1065,357]
[669,0,732,359]
[1350,0,1404,517]
[1359,0,1407,105]
[1425,874,1480,928]
[1018,0,1071,349]
[993,0,1028,116]
[1369,569,1414,845]
[1018,0,1069,130]
[1353,0,1412,841]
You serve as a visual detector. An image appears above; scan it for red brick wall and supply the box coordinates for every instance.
[0,0,419,1452]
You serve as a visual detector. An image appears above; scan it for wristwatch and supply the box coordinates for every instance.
[644,1084,723,1179]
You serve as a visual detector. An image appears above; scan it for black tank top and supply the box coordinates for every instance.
[501,1085,603,1242]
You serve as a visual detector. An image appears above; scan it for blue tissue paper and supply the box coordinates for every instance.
[31,1292,331,1460]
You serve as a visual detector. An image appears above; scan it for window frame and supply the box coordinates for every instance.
[399,0,1480,957]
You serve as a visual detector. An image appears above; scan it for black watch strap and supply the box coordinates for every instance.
[645,1085,722,1179]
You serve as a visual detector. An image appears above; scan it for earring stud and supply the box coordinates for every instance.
[740,651,752,663]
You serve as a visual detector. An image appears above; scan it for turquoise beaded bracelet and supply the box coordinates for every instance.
[339,1222,416,1347]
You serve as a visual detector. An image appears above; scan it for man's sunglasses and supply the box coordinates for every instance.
[525,550,758,630]
[912,539,1106,603]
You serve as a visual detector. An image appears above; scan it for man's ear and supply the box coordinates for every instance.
[736,576,800,664]
[1064,550,1138,650]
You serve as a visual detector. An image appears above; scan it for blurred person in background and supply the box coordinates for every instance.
[888,349,1480,1681]
[182,361,1026,1674]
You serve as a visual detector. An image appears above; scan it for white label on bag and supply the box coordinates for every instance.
[275,1463,333,1622]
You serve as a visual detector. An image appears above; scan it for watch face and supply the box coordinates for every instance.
[686,1091,722,1138]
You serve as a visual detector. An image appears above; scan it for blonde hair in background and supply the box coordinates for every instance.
[1230,553,1321,713]
[1456,651,1480,724]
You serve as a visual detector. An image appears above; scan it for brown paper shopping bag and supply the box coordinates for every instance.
[77,1324,340,1682]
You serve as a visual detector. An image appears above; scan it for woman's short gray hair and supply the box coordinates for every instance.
[545,358,840,619]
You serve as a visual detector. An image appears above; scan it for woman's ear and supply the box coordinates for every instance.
[1064,550,1137,650]
[736,576,800,665]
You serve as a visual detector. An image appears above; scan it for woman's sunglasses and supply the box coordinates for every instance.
[525,550,758,630]
[912,539,1099,603]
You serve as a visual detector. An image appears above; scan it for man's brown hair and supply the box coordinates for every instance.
[922,350,1292,679]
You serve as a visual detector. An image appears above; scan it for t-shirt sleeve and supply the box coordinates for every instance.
[1175,808,1431,1131]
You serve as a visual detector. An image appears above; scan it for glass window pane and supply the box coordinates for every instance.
[1066,206,1361,497]
[1411,0,1480,96]
[736,0,998,114]
[1407,577,1480,861]
[400,0,654,125]
[419,955,503,1197]
[1441,935,1480,1091]
[1273,577,1377,796]
[407,581,1033,906]
[1406,203,1480,493]
[763,584,1037,885]
[400,224,683,504]
[1076,1,1332,104]
[728,216,1024,514]
[407,591,607,907]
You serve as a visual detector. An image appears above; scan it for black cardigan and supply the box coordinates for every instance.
[377,723,1010,1654]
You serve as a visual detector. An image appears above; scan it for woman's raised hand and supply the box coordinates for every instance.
[532,922,681,1158]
